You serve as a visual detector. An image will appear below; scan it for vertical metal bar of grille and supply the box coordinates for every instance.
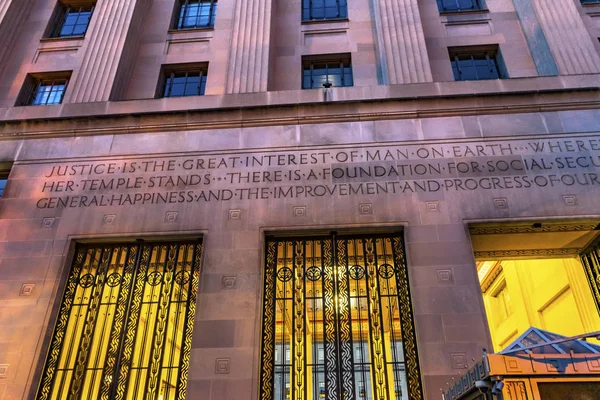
[261,233,423,400]
[36,240,202,400]
[581,239,600,315]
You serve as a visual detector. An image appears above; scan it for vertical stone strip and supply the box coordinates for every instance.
[226,0,273,93]
[511,0,558,76]
[375,0,432,84]
[0,0,34,77]
[533,0,600,75]
[66,0,148,103]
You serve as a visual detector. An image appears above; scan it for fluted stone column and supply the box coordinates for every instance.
[65,0,149,103]
[533,0,600,75]
[226,0,273,93]
[373,0,432,84]
[0,0,34,76]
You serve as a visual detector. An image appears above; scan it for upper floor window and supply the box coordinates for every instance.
[436,0,483,12]
[48,1,95,38]
[174,0,217,30]
[581,0,600,4]
[302,55,353,89]
[159,64,208,98]
[302,0,347,21]
[17,72,71,106]
[450,48,505,81]
[0,179,6,198]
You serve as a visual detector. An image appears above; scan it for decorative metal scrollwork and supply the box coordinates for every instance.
[106,272,121,287]
[175,270,191,285]
[79,273,95,288]
[349,264,365,280]
[277,267,293,282]
[378,263,395,279]
[305,266,322,281]
[36,241,203,400]
[260,233,424,400]
[146,271,163,286]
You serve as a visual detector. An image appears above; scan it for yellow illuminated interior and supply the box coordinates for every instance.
[273,238,409,400]
[478,258,600,352]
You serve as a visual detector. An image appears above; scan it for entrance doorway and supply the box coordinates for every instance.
[36,240,203,400]
[259,232,423,400]
[470,221,600,353]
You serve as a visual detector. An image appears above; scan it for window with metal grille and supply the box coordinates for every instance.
[302,0,348,21]
[302,55,353,89]
[160,65,208,98]
[174,0,217,30]
[17,72,71,106]
[436,0,484,12]
[259,233,424,400]
[48,2,95,38]
[450,48,505,81]
[36,240,203,400]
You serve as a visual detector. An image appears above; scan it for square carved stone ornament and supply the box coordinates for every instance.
[20,283,35,296]
[359,203,373,215]
[0,364,8,378]
[215,358,231,374]
[293,206,306,217]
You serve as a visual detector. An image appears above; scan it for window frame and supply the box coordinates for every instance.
[158,63,209,98]
[46,1,96,39]
[302,0,348,22]
[449,46,506,81]
[172,0,218,30]
[17,72,72,106]
[436,0,485,13]
[301,54,354,90]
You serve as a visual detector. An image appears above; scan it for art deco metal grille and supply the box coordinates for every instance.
[260,233,423,400]
[36,240,203,400]
[581,238,600,314]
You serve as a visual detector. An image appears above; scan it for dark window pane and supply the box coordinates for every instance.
[303,56,353,89]
[162,68,208,97]
[304,0,345,20]
[54,6,94,38]
[177,0,217,29]
[452,52,502,81]
[0,180,6,197]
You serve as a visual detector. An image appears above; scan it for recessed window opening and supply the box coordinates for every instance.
[437,0,483,12]
[302,54,353,89]
[0,164,11,198]
[48,1,96,38]
[174,0,217,30]
[17,72,72,106]
[302,0,348,21]
[159,64,208,98]
[450,46,505,81]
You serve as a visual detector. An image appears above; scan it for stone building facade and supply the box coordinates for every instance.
[0,0,600,399]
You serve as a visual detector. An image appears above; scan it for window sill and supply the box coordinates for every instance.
[439,9,489,16]
[301,18,349,25]
[40,36,86,43]
[168,27,214,34]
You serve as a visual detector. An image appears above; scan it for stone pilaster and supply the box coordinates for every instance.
[0,0,34,77]
[226,0,273,93]
[533,0,600,75]
[66,0,149,103]
[374,0,432,84]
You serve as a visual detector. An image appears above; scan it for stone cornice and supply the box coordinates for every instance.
[0,74,598,139]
